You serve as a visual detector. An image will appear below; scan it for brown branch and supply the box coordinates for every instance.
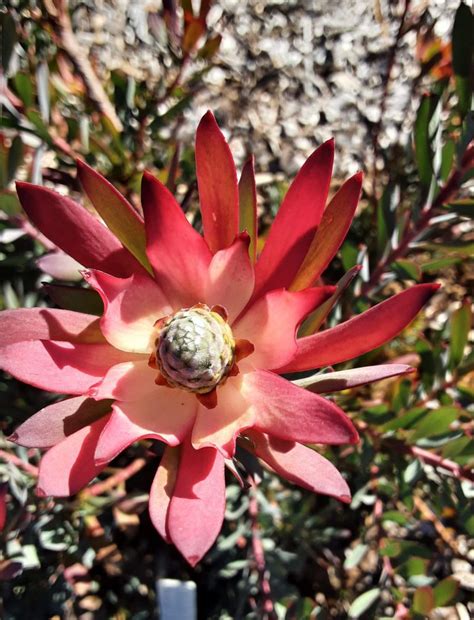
[81,458,147,497]
[248,477,276,620]
[44,0,123,132]
[413,496,461,555]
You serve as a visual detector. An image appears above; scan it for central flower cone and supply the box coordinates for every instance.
[155,305,235,394]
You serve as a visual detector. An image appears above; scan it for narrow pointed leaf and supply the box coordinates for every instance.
[449,298,472,368]
[290,172,362,290]
[280,284,439,373]
[293,364,414,393]
[77,160,152,272]
[195,111,239,253]
[238,156,257,262]
[253,139,335,298]
[299,265,361,337]
[16,182,141,277]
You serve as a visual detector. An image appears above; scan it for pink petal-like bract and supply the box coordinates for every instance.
[141,171,212,307]
[167,441,226,566]
[253,139,334,299]
[1,341,139,395]
[12,396,112,448]
[279,284,440,373]
[85,269,171,353]
[242,370,359,445]
[196,111,239,253]
[247,432,351,502]
[37,415,111,497]
[5,114,439,566]
[16,182,141,277]
[205,233,255,323]
[149,446,180,543]
[0,308,104,346]
[233,286,335,369]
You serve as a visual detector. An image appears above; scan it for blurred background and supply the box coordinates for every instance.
[0,1,473,618]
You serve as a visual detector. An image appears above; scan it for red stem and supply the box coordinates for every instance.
[248,478,276,620]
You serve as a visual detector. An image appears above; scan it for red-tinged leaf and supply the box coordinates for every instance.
[11,396,113,448]
[0,307,105,346]
[37,251,83,281]
[195,111,239,253]
[238,156,258,262]
[198,34,222,59]
[77,160,152,273]
[43,283,104,316]
[141,171,212,307]
[299,265,361,336]
[293,364,415,393]
[37,415,111,497]
[280,283,440,373]
[149,446,180,542]
[412,586,435,615]
[290,172,362,291]
[16,182,142,277]
[246,431,351,502]
[167,442,226,566]
[242,370,359,445]
[253,139,334,299]
[182,18,204,53]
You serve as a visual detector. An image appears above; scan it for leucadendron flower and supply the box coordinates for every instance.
[1,112,438,565]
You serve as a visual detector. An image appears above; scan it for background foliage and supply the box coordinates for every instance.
[0,1,473,618]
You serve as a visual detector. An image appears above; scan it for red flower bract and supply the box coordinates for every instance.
[1,111,438,566]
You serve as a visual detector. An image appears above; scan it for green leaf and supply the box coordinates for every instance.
[412,586,434,615]
[348,588,380,619]
[238,156,257,263]
[0,190,21,214]
[299,265,360,336]
[7,135,23,183]
[0,12,17,73]
[452,3,474,118]
[447,200,474,218]
[77,161,152,273]
[449,300,472,368]
[421,256,462,272]
[13,72,34,107]
[344,544,369,570]
[403,459,423,485]
[377,184,398,257]
[391,259,421,281]
[383,407,427,432]
[440,140,455,182]
[341,240,359,271]
[381,511,408,526]
[434,577,459,607]
[26,110,52,143]
[410,407,459,442]
[414,94,439,187]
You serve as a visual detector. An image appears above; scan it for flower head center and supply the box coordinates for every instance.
[155,305,235,394]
